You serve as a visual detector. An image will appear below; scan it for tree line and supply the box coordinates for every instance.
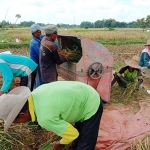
[1,15,150,30]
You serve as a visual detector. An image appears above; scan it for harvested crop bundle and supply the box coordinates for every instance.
[58,46,82,63]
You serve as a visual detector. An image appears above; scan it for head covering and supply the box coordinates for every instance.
[30,23,41,33]
[0,86,31,132]
[124,56,140,69]
[43,24,58,34]
[144,40,150,46]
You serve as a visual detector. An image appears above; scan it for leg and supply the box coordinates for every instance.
[20,76,28,86]
[74,101,103,150]
[30,68,37,91]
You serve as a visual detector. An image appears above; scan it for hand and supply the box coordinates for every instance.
[0,91,4,96]
[51,141,65,150]
[65,55,69,61]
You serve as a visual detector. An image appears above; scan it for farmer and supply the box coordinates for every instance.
[0,54,37,95]
[139,39,150,69]
[40,24,67,83]
[0,81,103,150]
[30,23,45,89]
[111,56,143,88]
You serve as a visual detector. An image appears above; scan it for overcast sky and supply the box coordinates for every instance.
[0,0,150,25]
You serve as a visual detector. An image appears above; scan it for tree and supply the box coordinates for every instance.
[111,19,116,28]
[94,20,103,28]
[14,14,21,26]
[137,15,150,31]
[80,21,93,28]
[57,24,61,28]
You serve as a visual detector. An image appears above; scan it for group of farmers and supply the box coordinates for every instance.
[0,23,150,150]
[0,24,103,150]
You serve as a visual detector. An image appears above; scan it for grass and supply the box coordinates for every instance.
[0,27,150,149]
[111,83,150,104]
[97,39,146,45]
[0,120,74,150]
[0,27,150,49]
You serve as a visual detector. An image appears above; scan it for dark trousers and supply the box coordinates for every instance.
[20,68,37,91]
[74,101,103,150]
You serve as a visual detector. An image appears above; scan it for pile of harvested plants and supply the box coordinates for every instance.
[58,45,82,63]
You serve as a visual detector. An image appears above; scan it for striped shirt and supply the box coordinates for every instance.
[0,54,37,92]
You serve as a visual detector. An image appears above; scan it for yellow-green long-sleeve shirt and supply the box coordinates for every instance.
[30,81,100,144]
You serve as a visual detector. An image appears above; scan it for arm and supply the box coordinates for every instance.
[51,50,67,65]
[51,123,79,150]
[136,69,143,87]
[111,66,128,87]
[0,63,13,92]
[39,119,79,145]
[30,43,40,64]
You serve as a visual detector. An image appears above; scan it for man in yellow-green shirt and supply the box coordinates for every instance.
[0,81,103,150]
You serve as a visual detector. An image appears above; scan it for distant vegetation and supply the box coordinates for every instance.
[1,15,150,30]
[0,27,150,49]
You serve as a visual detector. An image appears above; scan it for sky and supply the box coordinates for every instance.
[0,0,150,25]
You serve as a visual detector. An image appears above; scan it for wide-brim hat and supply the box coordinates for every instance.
[0,86,31,132]
[144,40,150,46]
[124,55,140,69]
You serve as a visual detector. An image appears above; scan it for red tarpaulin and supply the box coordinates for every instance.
[96,100,150,150]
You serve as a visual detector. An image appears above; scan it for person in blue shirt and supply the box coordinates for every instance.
[30,24,45,88]
[139,40,150,69]
[0,54,37,96]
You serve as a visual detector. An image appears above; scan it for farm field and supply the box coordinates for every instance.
[0,27,150,149]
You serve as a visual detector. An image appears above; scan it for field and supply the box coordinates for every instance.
[0,27,150,149]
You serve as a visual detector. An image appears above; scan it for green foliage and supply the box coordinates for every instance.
[97,39,146,45]
[0,43,29,49]
[137,15,150,30]
[57,24,61,28]
[0,24,3,28]
[85,26,88,29]
[109,28,115,31]
[80,21,94,28]
[20,21,35,27]
[39,141,53,150]
[0,30,29,49]
[14,14,21,26]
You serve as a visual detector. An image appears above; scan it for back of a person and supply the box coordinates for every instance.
[0,54,37,76]
[40,43,56,71]
[40,39,58,82]
[32,81,100,124]
[139,52,150,67]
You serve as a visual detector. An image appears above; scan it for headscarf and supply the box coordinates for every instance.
[142,46,150,56]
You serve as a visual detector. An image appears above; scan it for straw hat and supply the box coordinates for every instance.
[144,40,150,46]
[124,56,140,69]
[0,86,31,132]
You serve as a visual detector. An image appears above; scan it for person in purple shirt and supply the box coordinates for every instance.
[40,24,67,83]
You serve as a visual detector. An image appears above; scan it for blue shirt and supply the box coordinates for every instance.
[30,35,45,87]
[30,35,44,65]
